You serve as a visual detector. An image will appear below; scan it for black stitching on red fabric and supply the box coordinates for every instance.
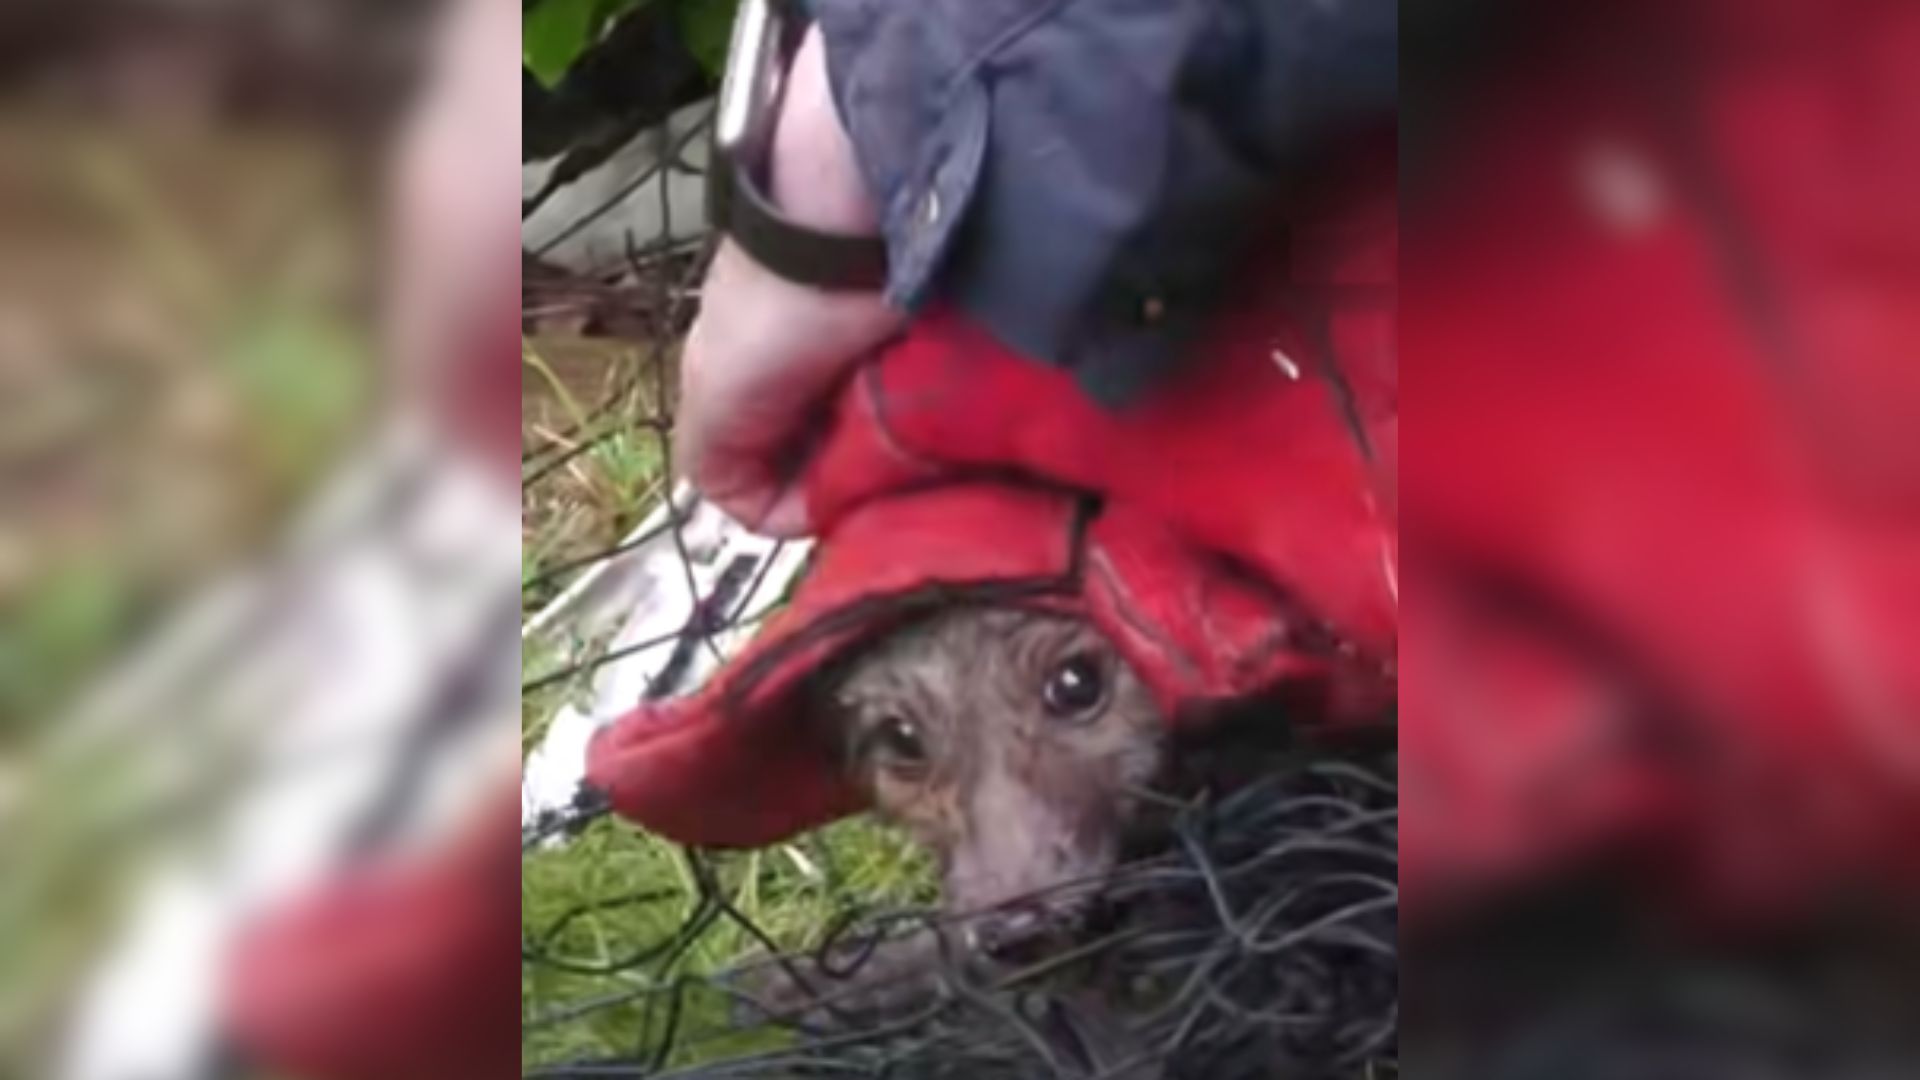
[715,574,1079,717]
[1300,302,1378,467]
[861,361,949,473]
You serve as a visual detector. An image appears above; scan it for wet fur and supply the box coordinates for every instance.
[744,606,1308,1070]
[740,606,1164,1041]
[821,606,1166,916]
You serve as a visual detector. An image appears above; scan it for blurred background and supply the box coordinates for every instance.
[0,0,408,731]
[0,2,521,1077]
[4,0,1916,1077]
[1399,1,1920,1075]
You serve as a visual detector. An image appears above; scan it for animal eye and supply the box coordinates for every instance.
[1042,652,1106,719]
[863,716,929,771]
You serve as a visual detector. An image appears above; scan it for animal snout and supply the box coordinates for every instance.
[964,902,1079,965]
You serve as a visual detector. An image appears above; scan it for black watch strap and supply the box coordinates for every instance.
[708,141,890,292]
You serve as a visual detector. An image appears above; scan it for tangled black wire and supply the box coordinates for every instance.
[522,753,1398,1080]
[518,114,1400,1079]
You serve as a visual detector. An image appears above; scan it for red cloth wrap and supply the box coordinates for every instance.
[595,0,1920,927]
[587,173,1401,850]
[220,8,1920,1076]
[1397,0,1920,918]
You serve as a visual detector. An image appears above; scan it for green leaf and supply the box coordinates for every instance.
[524,0,652,89]
[524,0,598,88]
[675,0,740,78]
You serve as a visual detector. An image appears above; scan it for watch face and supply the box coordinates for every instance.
[714,0,786,168]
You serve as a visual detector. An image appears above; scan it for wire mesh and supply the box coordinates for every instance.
[519,30,1920,1080]
[520,326,1400,1076]
[521,755,1398,1080]
[520,108,1398,1080]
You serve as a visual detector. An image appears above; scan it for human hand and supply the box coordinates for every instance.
[676,26,906,536]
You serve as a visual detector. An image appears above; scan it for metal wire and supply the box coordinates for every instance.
[520,160,1402,1080]
[516,69,1920,1080]
[521,747,1399,1080]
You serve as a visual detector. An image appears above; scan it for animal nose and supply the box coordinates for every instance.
[965,904,1059,964]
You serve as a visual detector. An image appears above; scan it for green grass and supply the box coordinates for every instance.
[521,814,937,1067]
[521,337,671,614]
[521,334,938,1068]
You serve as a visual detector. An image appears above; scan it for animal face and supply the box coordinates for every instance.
[821,606,1166,950]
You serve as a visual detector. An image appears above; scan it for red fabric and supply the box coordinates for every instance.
[595,0,1920,927]
[587,173,1401,848]
[224,789,519,1080]
[1398,0,1920,917]
[588,478,1395,848]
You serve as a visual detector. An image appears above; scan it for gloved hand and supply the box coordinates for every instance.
[676,26,907,535]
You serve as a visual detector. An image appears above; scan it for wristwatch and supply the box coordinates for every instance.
[708,0,889,291]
